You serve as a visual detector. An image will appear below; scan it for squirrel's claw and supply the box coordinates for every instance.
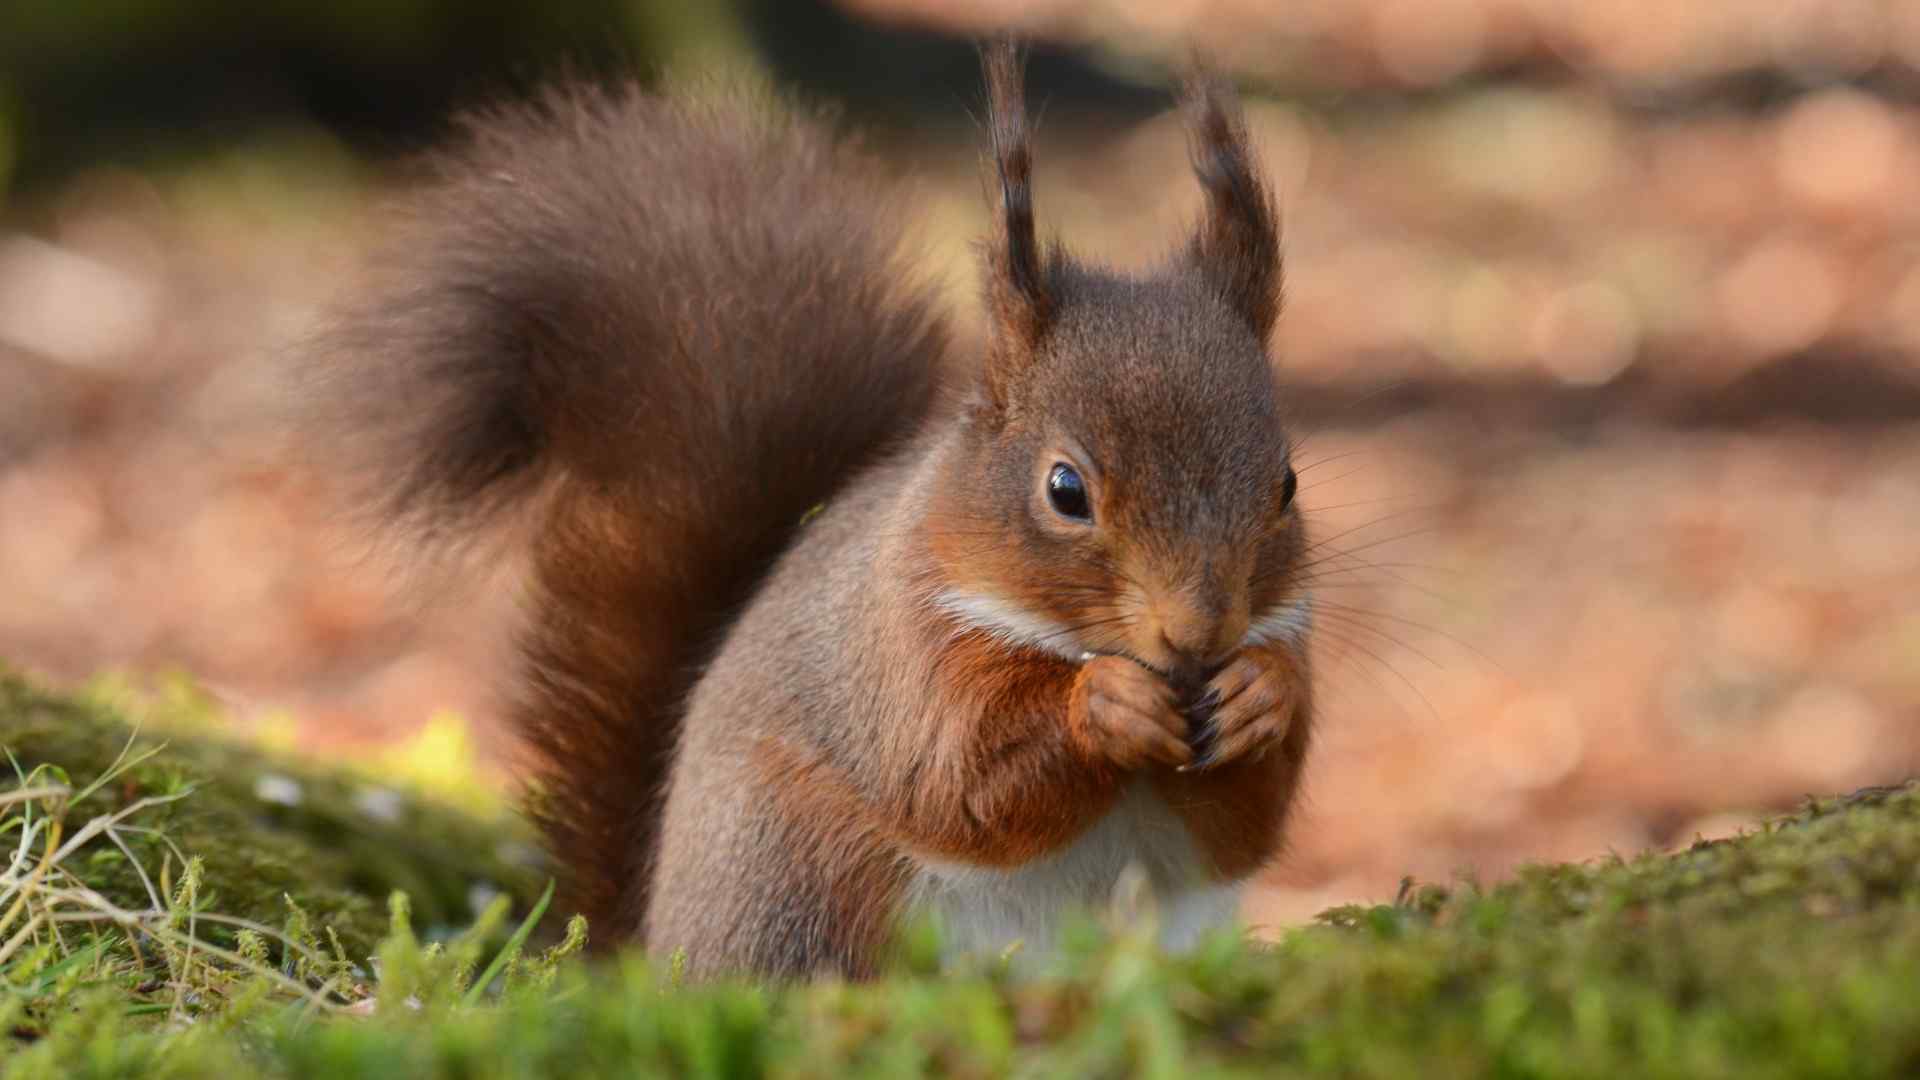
[1178,650,1299,771]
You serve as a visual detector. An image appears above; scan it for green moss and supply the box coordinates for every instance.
[0,667,543,958]
[4,666,1919,1077]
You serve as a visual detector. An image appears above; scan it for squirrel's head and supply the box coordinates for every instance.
[928,41,1308,694]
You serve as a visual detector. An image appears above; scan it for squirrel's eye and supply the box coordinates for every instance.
[1279,464,1298,512]
[1047,463,1092,522]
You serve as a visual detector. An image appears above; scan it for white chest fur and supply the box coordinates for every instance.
[904,782,1242,966]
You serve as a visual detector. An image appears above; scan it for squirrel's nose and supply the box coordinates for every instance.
[1157,624,1239,691]
[1160,637,1229,694]
[1161,588,1248,650]
[1144,580,1251,688]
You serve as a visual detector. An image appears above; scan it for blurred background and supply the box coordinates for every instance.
[4,0,1919,930]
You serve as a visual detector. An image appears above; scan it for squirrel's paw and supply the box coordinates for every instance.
[1181,648,1302,771]
[1069,655,1194,770]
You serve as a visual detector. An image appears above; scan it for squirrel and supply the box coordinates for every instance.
[304,40,1315,980]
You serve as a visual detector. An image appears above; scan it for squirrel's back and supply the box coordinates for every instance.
[308,79,949,941]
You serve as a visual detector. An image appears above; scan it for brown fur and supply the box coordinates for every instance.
[979,41,1057,404]
[743,739,915,978]
[1184,67,1284,341]
[305,78,947,944]
[313,41,1317,978]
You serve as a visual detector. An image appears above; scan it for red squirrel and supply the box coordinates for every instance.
[308,41,1314,979]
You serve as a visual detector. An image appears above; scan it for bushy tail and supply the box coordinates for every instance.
[305,79,947,943]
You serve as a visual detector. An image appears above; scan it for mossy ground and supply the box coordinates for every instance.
[4,666,1918,1078]
[0,669,545,959]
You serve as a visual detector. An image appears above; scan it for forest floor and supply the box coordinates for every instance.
[5,668,1918,1077]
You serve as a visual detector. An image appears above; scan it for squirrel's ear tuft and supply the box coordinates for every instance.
[1182,64,1281,342]
[980,37,1053,409]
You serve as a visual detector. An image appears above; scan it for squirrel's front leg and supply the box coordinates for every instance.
[1150,643,1314,880]
[1068,654,1194,770]
[889,643,1191,867]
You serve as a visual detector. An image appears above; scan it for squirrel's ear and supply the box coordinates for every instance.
[1182,66,1282,342]
[979,38,1053,410]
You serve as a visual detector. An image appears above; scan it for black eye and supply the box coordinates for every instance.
[1279,464,1298,512]
[1047,463,1092,522]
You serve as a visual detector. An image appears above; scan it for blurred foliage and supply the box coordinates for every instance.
[0,0,746,194]
[14,0,1920,199]
[0,92,15,195]
[0,0,1190,200]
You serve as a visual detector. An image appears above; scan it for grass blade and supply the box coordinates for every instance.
[460,878,554,1008]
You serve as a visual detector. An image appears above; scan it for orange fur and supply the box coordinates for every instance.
[887,626,1126,867]
[1152,645,1314,879]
